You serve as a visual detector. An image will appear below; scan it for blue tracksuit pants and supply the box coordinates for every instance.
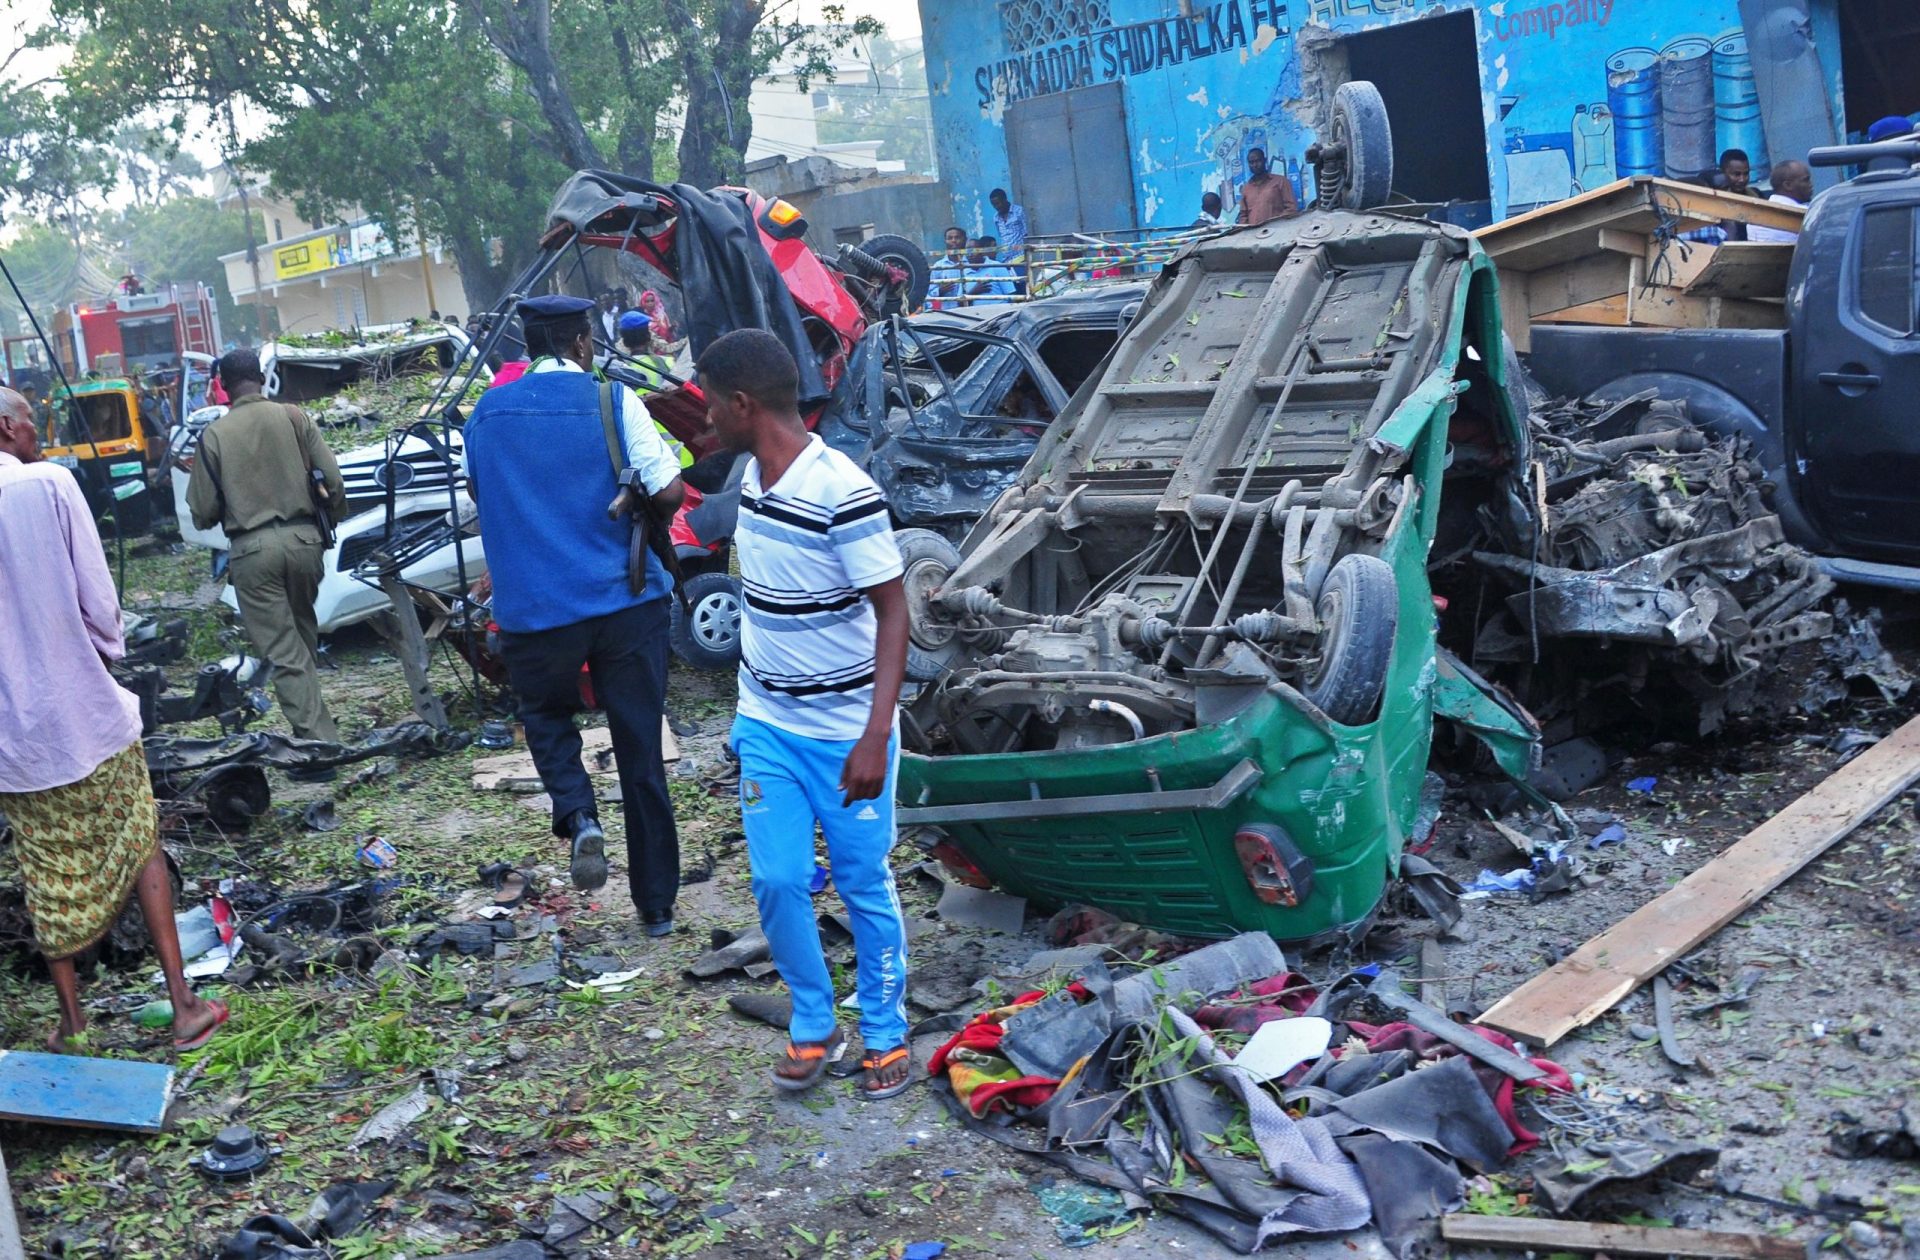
[731,714,909,1051]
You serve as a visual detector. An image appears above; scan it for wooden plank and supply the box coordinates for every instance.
[1479,713,1920,1047]
[1625,287,1785,331]
[1525,253,1631,317]
[1440,1215,1802,1259]
[1497,268,1533,353]
[1676,241,1795,299]
[0,1050,174,1133]
[1596,227,1644,255]
[1532,295,1630,326]
[1475,177,1804,274]
[471,722,680,792]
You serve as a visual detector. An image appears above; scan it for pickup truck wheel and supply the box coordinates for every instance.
[1330,81,1394,211]
[1303,553,1398,725]
[861,234,932,315]
[669,572,744,670]
[897,528,964,681]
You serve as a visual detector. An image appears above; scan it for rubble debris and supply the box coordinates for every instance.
[686,928,770,978]
[1231,1016,1333,1083]
[1468,394,1854,734]
[1530,1126,1720,1216]
[933,883,1026,934]
[197,1124,275,1180]
[1480,713,1920,1047]
[924,931,1577,1253]
[1031,1182,1137,1249]
[213,1179,393,1260]
[350,1085,434,1147]
[1650,973,1695,1070]
[1830,1109,1917,1161]
[0,1050,173,1132]
[1439,1213,1801,1259]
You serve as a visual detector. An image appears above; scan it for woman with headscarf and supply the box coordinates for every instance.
[637,290,676,344]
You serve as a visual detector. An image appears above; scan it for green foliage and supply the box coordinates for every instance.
[0,39,111,214]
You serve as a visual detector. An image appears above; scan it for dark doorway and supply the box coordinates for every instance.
[1837,0,1920,133]
[1005,81,1139,236]
[1336,11,1491,208]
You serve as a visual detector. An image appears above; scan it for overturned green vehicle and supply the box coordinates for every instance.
[894,210,1538,943]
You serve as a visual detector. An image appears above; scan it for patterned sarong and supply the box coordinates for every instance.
[0,741,156,959]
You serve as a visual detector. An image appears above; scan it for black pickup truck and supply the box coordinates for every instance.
[1523,139,1920,590]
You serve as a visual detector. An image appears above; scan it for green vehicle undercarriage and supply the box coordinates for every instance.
[895,211,1540,943]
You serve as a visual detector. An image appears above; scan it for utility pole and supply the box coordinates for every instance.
[416,217,439,318]
[224,99,271,345]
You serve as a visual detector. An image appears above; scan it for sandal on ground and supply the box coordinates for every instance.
[478,862,535,909]
[857,1045,912,1100]
[770,1028,846,1092]
[174,999,230,1053]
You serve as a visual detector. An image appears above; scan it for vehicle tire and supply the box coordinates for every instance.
[897,528,964,682]
[1302,553,1398,725]
[861,234,932,315]
[1330,81,1394,211]
[669,572,745,671]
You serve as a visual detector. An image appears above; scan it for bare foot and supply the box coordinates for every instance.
[45,1016,86,1054]
[170,995,224,1049]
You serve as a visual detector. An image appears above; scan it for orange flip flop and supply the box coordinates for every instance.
[770,1028,846,1091]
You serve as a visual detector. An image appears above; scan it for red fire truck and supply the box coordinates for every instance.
[50,278,222,377]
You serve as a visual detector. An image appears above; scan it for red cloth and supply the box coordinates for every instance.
[488,360,530,388]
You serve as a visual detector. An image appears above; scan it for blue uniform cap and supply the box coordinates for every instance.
[1867,116,1914,143]
[617,309,652,334]
[515,294,596,322]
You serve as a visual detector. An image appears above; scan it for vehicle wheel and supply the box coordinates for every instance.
[1302,553,1398,725]
[1328,81,1394,210]
[670,572,744,670]
[897,528,964,682]
[861,234,932,315]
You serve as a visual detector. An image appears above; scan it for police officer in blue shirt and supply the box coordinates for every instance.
[464,294,686,936]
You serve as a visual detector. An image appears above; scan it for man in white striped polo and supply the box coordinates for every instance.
[697,329,915,1100]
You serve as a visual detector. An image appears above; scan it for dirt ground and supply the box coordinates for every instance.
[2,540,1917,1259]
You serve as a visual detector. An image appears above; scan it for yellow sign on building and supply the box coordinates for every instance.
[272,238,338,281]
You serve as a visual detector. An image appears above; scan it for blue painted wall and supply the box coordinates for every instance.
[922,0,1850,234]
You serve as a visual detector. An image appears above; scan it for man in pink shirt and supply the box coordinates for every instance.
[0,386,227,1054]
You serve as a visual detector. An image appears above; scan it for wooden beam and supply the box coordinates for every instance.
[1596,227,1644,255]
[1440,1215,1803,1259]
[1525,253,1631,317]
[1497,268,1533,352]
[1532,295,1630,325]
[1673,241,1795,300]
[1624,286,1785,331]
[1479,714,1920,1047]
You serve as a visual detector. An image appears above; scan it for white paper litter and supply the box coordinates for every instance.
[1231,1016,1334,1083]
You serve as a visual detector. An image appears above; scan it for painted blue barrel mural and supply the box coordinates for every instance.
[1713,31,1771,181]
[1661,36,1717,182]
[1607,48,1663,178]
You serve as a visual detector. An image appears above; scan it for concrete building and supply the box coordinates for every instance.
[743,155,953,249]
[213,173,468,336]
[920,0,1902,236]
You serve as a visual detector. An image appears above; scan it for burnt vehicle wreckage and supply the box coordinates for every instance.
[885,85,1905,942]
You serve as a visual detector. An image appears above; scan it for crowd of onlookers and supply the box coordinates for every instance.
[925,149,1306,309]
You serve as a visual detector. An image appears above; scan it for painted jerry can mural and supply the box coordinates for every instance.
[921,0,1847,234]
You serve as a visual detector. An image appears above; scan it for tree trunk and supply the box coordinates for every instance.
[675,0,760,189]
[469,0,604,172]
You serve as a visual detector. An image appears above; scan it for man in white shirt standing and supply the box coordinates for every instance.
[1748,161,1813,245]
[697,328,914,1101]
